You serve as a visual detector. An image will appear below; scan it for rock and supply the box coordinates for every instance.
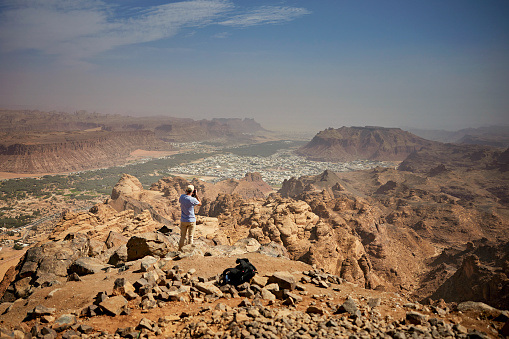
[336,297,361,318]
[53,314,76,332]
[457,301,498,313]
[88,239,106,257]
[235,312,249,322]
[108,244,128,266]
[261,288,276,301]
[127,232,171,261]
[137,317,156,331]
[368,298,381,308]
[233,238,261,252]
[67,272,82,282]
[13,277,31,298]
[267,271,296,290]
[111,173,144,200]
[41,315,55,323]
[61,329,80,338]
[306,306,326,315]
[140,256,158,272]
[251,275,268,287]
[40,327,57,338]
[194,282,224,298]
[257,242,289,258]
[112,278,137,299]
[406,311,428,325]
[77,324,94,334]
[264,283,279,293]
[29,305,56,318]
[69,257,110,276]
[105,231,129,249]
[453,324,468,334]
[99,295,128,316]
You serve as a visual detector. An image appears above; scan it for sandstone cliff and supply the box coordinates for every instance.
[297,126,437,161]
[0,130,166,173]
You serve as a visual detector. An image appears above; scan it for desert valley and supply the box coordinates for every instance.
[0,110,508,338]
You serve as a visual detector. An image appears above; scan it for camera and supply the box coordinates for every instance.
[191,189,197,197]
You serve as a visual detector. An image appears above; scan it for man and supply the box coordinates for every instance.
[178,184,201,251]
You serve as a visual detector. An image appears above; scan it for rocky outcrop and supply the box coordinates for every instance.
[297,126,436,162]
[280,170,345,198]
[398,143,505,173]
[426,241,509,310]
[206,194,379,288]
[108,174,175,226]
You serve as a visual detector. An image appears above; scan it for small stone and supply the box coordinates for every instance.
[368,298,381,308]
[267,271,296,290]
[261,288,276,301]
[235,312,249,322]
[30,305,56,318]
[77,324,94,334]
[306,306,325,315]
[67,272,82,282]
[406,311,428,325]
[53,314,76,332]
[336,297,361,318]
[453,324,468,334]
[137,317,155,331]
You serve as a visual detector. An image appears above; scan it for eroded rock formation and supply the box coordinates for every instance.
[297,126,437,162]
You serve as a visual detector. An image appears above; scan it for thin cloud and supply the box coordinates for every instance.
[218,6,311,27]
[212,31,231,39]
[0,0,310,65]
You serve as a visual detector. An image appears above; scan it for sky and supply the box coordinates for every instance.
[0,0,508,132]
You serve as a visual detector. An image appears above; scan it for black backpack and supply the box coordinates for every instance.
[220,258,257,286]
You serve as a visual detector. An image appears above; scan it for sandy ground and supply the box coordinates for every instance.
[0,246,26,280]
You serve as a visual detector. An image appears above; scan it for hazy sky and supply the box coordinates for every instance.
[1,0,508,131]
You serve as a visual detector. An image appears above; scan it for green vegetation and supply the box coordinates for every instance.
[0,214,36,228]
[224,140,306,157]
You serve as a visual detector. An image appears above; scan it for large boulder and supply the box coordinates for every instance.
[111,174,144,200]
[68,257,111,276]
[127,232,172,261]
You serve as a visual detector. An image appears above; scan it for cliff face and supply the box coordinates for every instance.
[0,130,164,173]
[0,110,264,143]
[297,126,437,161]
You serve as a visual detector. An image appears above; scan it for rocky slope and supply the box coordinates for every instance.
[0,203,507,338]
[297,126,437,162]
[281,143,509,309]
[0,166,508,337]
[103,151,509,310]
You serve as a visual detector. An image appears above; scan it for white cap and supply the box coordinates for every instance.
[186,185,194,192]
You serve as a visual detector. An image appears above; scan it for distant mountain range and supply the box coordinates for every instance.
[404,125,509,147]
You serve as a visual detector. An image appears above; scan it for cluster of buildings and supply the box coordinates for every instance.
[167,150,393,186]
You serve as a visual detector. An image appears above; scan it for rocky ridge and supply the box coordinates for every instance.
[0,170,508,337]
